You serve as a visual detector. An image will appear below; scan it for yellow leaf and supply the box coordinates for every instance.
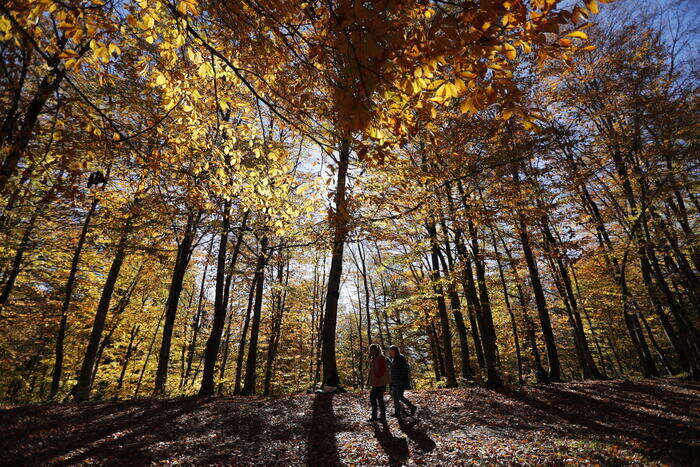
[459,97,476,114]
[65,58,79,71]
[566,30,588,40]
[586,0,600,14]
[504,43,516,60]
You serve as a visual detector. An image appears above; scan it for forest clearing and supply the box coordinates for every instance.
[1,0,698,464]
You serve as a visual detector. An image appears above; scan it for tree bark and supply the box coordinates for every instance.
[154,211,199,395]
[0,68,66,192]
[72,213,133,401]
[241,235,269,395]
[199,201,232,396]
[321,138,350,388]
[234,274,259,394]
[425,220,457,387]
[49,196,98,399]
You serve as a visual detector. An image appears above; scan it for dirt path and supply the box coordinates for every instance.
[1,379,698,465]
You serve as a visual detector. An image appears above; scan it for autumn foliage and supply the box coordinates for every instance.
[0,0,698,412]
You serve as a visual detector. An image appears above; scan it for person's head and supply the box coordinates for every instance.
[388,345,400,358]
[369,343,382,358]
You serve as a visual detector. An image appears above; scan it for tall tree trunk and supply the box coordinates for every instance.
[134,308,166,397]
[581,180,658,377]
[91,270,141,388]
[199,201,232,396]
[115,325,140,397]
[234,274,259,394]
[49,196,98,399]
[185,238,215,385]
[466,219,501,388]
[541,217,603,379]
[154,211,199,395]
[72,214,133,401]
[263,259,289,395]
[357,242,373,346]
[514,207,561,381]
[425,220,457,387]
[500,235,547,381]
[241,235,269,395]
[321,137,350,388]
[217,308,235,395]
[489,228,523,385]
[435,229,474,381]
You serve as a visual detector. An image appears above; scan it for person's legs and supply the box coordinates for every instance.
[391,385,402,416]
[369,387,378,419]
[377,385,386,420]
[397,385,416,414]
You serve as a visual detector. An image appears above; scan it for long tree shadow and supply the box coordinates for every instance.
[0,396,204,465]
[305,393,341,466]
[0,398,151,448]
[372,422,409,466]
[495,384,700,464]
[397,417,436,453]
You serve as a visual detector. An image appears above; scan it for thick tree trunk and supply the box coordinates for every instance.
[154,211,199,395]
[72,215,133,401]
[241,235,269,395]
[321,138,350,388]
[425,220,458,387]
[199,201,231,396]
[515,212,561,381]
[466,219,501,388]
[541,218,603,379]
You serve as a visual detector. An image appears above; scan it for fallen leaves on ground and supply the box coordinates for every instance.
[1,379,698,465]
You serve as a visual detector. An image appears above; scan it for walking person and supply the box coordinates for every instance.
[366,343,389,423]
[388,345,417,417]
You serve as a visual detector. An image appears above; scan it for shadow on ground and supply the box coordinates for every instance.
[0,379,697,465]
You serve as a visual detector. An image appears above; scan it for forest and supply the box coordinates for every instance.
[0,0,699,463]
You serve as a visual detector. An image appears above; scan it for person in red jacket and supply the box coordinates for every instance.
[366,343,389,423]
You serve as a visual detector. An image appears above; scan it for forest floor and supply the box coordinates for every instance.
[1,379,698,466]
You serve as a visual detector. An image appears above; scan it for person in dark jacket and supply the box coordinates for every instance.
[388,345,417,417]
[366,343,389,423]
